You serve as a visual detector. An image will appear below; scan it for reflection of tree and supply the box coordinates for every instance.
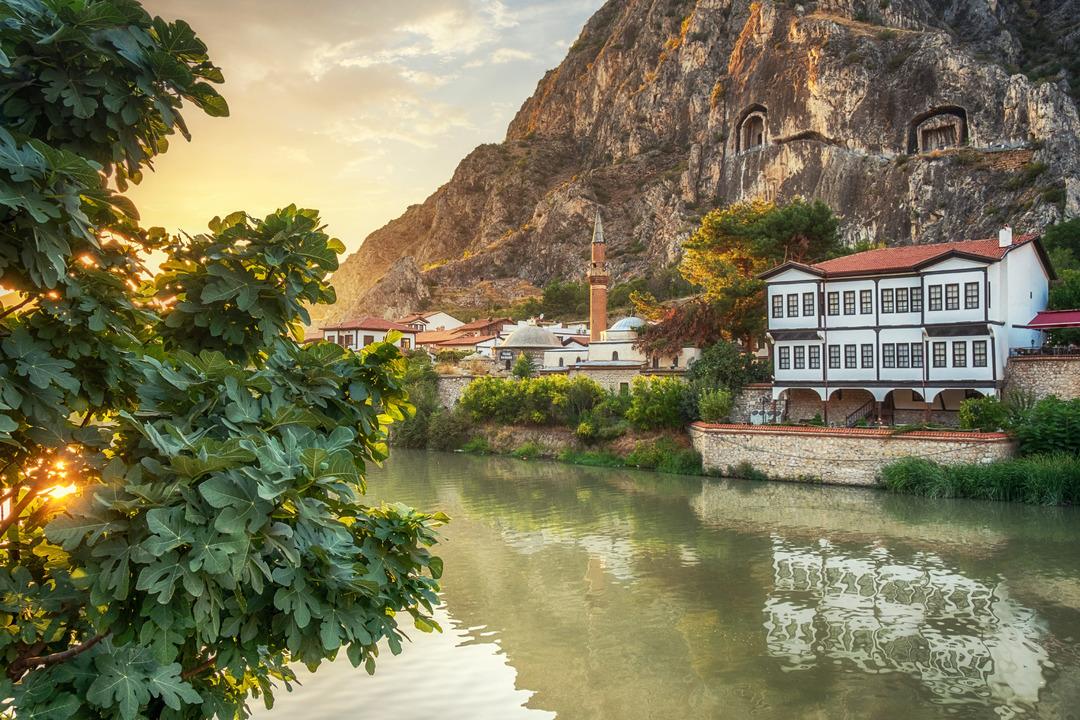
[763,537,1049,715]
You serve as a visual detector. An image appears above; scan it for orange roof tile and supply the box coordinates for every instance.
[809,234,1039,276]
[322,316,414,332]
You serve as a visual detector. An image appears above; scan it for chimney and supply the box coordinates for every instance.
[998,226,1013,248]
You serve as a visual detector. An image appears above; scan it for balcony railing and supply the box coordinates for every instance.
[1010,346,1080,357]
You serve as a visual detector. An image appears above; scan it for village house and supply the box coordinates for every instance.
[759,227,1053,425]
[395,311,464,333]
[321,317,417,351]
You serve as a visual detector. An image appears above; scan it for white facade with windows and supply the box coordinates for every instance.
[760,229,1053,421]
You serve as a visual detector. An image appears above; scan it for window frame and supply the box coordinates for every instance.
[945,283,960,311]
[827,292,840,316]
[973,339,988,368]
[787,293,799,318]
[802,292,815,317]
[772,294,783,318]
[881,287,894,313]
[809,345,821,369]
[929,285,942,312]
[911,287,923,313]
[860,289,873,314]
[932,342,946,368]
[882,343,896,368]
[844,344,857,369]
[896,342,910,368]
[911,342,924,368]
[828,344,841,369]
[778,346,791,370]
[794,345,805,370]
[860,343,874,369]
[964,281,980,310]
[952,340,967,368]
[896,287,909,313]
[843,290,856,316]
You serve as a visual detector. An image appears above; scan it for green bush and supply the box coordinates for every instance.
[512,352,536,379]
[512,441,545,460]
[426,407,474,452]
[881,454,1080,505]
[625,376,692,430]
[459,375,606,426]
[958,395,1009,431]
[726,461,770,482]
[558,449,625,467]
[461,436,492,454]
[697,388,733,423]
[687,340,771,394]
[1015,396,1080,456]
[392,352,440,448]
[625,437,703,475]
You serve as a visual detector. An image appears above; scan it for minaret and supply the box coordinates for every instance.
[587,211,609,342]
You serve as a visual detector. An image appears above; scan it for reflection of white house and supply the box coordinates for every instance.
[759,228,1053,424]
[763,537,1049,713]
[321,317,417,351]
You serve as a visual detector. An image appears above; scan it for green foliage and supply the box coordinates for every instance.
[697,388,733,423]
[625,376,691,430]
[459,375,606,426]
[557,449,625,467]
[511,351,536,379]
[881,454,1080,505]
[511,442,545,460]
[1048,269,1080,345]
[1015,396,1080,456]
[391,352,439,449]
[1044,218,1080,272]
[625,437,703,475]
[687,340,770,393]
[958,395,1011,432]
[0,5,442,718]
[461,437,492,454]
[426,408,473,452]
[726,461,770,482]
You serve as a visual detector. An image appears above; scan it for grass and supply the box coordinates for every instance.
[461,437,492,454]
[511,441,545,460]
[881,454,1080,505]
[558,449,625,468]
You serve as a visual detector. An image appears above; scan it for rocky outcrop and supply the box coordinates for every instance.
[315,0,1080,327]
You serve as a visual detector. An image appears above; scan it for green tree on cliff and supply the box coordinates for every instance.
[0,2,442,718]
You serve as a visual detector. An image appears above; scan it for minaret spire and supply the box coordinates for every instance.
[587,210,609,343]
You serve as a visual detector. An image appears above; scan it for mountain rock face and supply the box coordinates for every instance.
[315,0,1080,327]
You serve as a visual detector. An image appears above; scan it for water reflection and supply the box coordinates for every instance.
[260,451,1080,720]
[764,537,1049,715]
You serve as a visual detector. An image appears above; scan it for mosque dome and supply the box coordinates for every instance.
[500,324,561,349]
[608,316,647,332]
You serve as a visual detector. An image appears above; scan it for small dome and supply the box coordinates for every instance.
[500,324,561,349]
[608,316,647,332]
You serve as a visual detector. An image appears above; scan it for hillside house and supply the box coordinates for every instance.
[321,317,417,351]
[760,228,1053,425]
[395,311,463,333]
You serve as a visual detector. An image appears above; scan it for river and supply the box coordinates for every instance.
[259,449,1080,719]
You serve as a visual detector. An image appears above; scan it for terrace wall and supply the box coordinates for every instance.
[1004,355,1080,401]
[689,423,1015,486]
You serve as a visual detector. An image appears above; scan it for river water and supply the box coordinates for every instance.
[260,450,1080,719]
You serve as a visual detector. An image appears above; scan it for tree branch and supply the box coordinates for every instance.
[181,655,216,680]
[0,486,40,536]
[0,296,34,321]
[8,633,107,679]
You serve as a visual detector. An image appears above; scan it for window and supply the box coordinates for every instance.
[860,289,873,314]
[324,333,337,344]
[965,282,980,310]
[945,283,960,311]
[843,291,855,315]
[619,382,629,395]
[952,341,967,367]
[772,294,783,318]
[881,288,894,313]
[400,338,411,350]
[896,287,909,313]
[361,334,373,346]
[809,345,821,369]
[778,346,790,370]
[803,292,815,316]
[787,294,799,317]
[861,344,874,369]
[558,357,564,367]
[932,342,947,368]
[827,292,839,316]
[844,344,857,369]
[828,345,841,369]
[973,340,988,367]
[897,343,910,368]
[794,346,805,369]
[883,343,896,368]
[612,351,619,361]
[911,343,924,368]
[343,334,356,347]
[911,287,923,313]
[929,285,943,311]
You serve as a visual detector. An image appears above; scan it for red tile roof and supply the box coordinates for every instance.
[764,234,1040,278]
[691,422,1011,441]
[322,316,414,332]
[415,330,460,345]
[435,334,498,346]
[1020,309,1080,329]
[455,316,512,332]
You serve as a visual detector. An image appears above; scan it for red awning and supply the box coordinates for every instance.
[1019,309,1080,330]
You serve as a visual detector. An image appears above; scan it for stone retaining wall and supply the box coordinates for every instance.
[731,383,772,422]
[435,375,479,408]
[689,423,1015,486]
[1004,355,1080,401]
[566,366,643,393]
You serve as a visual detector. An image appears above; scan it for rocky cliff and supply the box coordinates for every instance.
[315,0,1080,327]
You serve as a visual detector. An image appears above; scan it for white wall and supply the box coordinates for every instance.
[322,328,416,352]
[1004,243,1049,351]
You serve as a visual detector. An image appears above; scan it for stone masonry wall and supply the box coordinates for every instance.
[1004,356,1080,401]
[689,424,1015,486]
[730,384,772,423]
[435,375,479,408]
[566,367,643,393]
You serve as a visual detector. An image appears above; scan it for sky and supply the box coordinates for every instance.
[132,0,603,254]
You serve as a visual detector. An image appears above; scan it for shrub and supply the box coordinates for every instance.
[1015,396,1080,456]
[881,454,1080,505]
[697,388,734,422]
[726,461,769,482]
[461,437,492,454]
[512,441,545,460]
[459,375,605,426]
[626,376,692,430]
[558,449,625,467]
[512,352,537,379]
[687,340,771,395]
[958,395,1010,432]
[426,407,474,452]
[625,437,703,475]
